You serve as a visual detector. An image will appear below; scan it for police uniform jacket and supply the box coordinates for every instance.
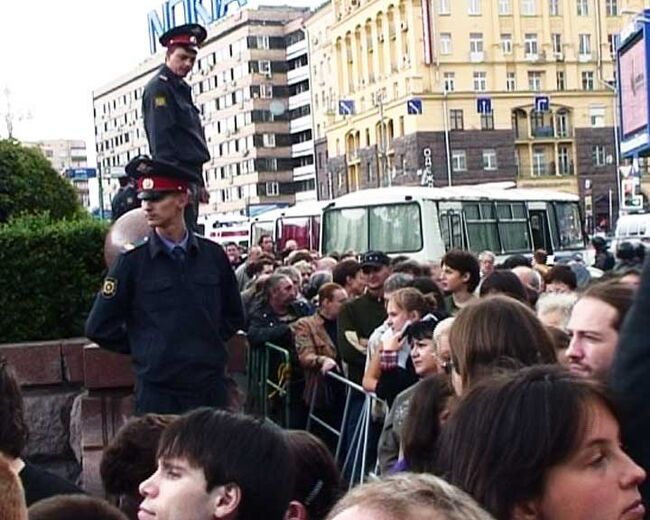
[142,65,210,184]
[111,185,139,222]
[85,230,245,391]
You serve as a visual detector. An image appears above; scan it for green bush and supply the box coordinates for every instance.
[0,139,82,223]
[0,214,109,342]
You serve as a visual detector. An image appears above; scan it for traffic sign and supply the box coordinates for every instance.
[476,97,492,114]
[407,98,423,115]
[338,100,355,116]
[534,95,550,112]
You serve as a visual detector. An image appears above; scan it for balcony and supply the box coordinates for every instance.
[292,140,314,155]
[532,126,555,139]
[469,51,485,63]
[346,149,360,163]
[287,65,309,83]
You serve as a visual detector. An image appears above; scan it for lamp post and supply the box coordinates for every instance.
[442,90,452,187]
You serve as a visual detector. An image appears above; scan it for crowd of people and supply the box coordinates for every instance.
[2,231,650,520]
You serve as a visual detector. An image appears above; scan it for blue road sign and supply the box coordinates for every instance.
[535,95,550,112]
[476,97,492,114]
[338,100,355,116]
[407,98,423,115]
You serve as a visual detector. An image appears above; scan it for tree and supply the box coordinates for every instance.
[0,139,82,223]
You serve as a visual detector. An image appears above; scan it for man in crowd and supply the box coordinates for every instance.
[477,251,495,279]
[440,249,480,315]
[142,24,210,231]
[565,280,633,383]
[235,245,262,291]
[332,258,366,299]
[223,242,242,269]
[592,236,615,271]
[338,251,391,385]
[110,172,139,222]
[545,264,578,294]
[85,157,245,414]
[139,408,294,520]
[259,234,275,255]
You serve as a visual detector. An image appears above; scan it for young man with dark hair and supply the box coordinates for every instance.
[142,24,210,231]
[28,495,127,520]
[545,264,578,293]
[0,360,81,506]
[440,249,480,315]
[332,259,366,298]
[258,234,275,255]
[138,408,295,520]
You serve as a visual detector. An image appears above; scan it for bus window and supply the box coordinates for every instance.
[369,203,422,253]
[311,216,321,251]
[547,203,561,251]
[496,202,531,253]
[440,213,451,251]
[450,213,464,249]
[554,202,584,250]
[251,221,274,247]
[278,217,310,250]
[323,208,368,254]
[463,202,500,253]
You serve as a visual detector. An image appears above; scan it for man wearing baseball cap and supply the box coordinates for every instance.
[85,156,245,415]
[142,23,210,232]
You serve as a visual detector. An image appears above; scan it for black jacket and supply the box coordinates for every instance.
[142,65,210,183]
[85,230,244,391]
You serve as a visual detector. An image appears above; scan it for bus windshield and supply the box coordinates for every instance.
[278,217,311,250]
[554,202,584,250]
[323,203,422,254]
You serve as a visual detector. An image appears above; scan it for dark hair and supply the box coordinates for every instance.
[28,495,128,520]
[404,314,442,342]
[157,408,294,520]
[318,282,345,303]
[258,233,273,246]
[449,296,557,390]
[441,250,481,293]
[288,250,314,266]
[0,360,27,458]
[100,414,177,498]
[435,365,621,520]
[409,276,446,312]
[502,254,532,269]
[332,259,362,286]
[285,431,343,520]
[479,271,528,303]
[390,255,410,266]
[245,255,275,278]
[393,260,424,277]
[533,249,548,264]
[547,326,570,352]
[580,280,634,332]
[402,375,454,473]
[546,265,577,290]
[224,241,238,249]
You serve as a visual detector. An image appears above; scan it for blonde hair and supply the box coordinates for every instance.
[0,455,27,520]
[390,287,437,316]
[326,473,494,520]
[433,317,455,350]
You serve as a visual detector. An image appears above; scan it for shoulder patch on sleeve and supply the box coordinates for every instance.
[154,95,167,107]
[102,278,118,298]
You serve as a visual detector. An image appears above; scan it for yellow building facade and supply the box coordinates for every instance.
[310,0,649,226]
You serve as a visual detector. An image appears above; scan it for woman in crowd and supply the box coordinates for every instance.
[478,270,529,304]
[436,365,646,520]
[448,295,556,395]
[285,430,343,520]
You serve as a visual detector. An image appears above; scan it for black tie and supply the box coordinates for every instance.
[171,246,186,267]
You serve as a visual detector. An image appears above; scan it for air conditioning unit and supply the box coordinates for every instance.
[378,34,385,43]
[401,21,408,31]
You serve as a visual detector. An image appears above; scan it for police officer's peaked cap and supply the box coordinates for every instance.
[159,23,207,51]
[125,156,197,200]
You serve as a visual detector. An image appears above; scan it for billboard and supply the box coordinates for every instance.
[618,12,650,158]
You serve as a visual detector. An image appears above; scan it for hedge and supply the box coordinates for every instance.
[0,214,109,343]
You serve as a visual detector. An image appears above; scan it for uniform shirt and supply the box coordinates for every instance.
[142,65,210,183]
[111,186,139,222]
[85,230,245,391]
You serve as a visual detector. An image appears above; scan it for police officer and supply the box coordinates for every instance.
[142,23,210,232]
[85,156,245,415]
[110,172,139,222]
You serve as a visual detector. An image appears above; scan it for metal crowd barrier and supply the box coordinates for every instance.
[306,370,385,488]
[260,342,292,428]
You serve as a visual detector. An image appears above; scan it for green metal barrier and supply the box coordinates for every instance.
[262,342,292,428]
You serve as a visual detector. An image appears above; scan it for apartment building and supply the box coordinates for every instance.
[24,139,88,174]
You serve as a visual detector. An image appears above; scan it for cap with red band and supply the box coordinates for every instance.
[137,176,189,193]
[125,156,198,201]
[159,23,207,50]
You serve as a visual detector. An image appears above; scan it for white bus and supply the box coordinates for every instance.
[250,201,328,251]
[321,184,586,261]
[201,214,250,248]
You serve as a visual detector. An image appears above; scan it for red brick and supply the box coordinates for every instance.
[0,341,62,386]
[83,344,135,389]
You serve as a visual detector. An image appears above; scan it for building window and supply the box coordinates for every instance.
[470,33,484,53]
[452,150,467,172]
[608,34,618,56]
[256,36,270,49]
[440,33,452,54]
[263,134,276,147]
[552,33,562,56]
[259,60,272,74]
[473,71,487,92]
[444,72,456,92]
[499,0,511,14]
[528,71,543,91]
[260,84,273,98]
[606,0,618,16]
[549,0,560,15]
[533,147,547,176]
[579,34,592,56]
[450,109,464,130]
[439,0,450,14]
[501,34,513,54]
[483,149,498,170]
[265,181,279,196]
[481,112,495,130]
[590,106,605,127]
[468,0,481,15]
[506,72,516,91]
[577,0,589,16]
[524,33,538,57]
[556,71,566,90]
[582,71,594,90]
[521,0,536,15]
[592,145,606,166]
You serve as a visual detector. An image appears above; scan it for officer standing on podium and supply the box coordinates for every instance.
[85,156,245,414]
[142,23,210,232]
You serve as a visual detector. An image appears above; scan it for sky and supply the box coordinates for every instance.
[0,0,313,165]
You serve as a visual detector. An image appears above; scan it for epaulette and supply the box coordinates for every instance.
[122,236,149,254]
[159,74,168,81]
